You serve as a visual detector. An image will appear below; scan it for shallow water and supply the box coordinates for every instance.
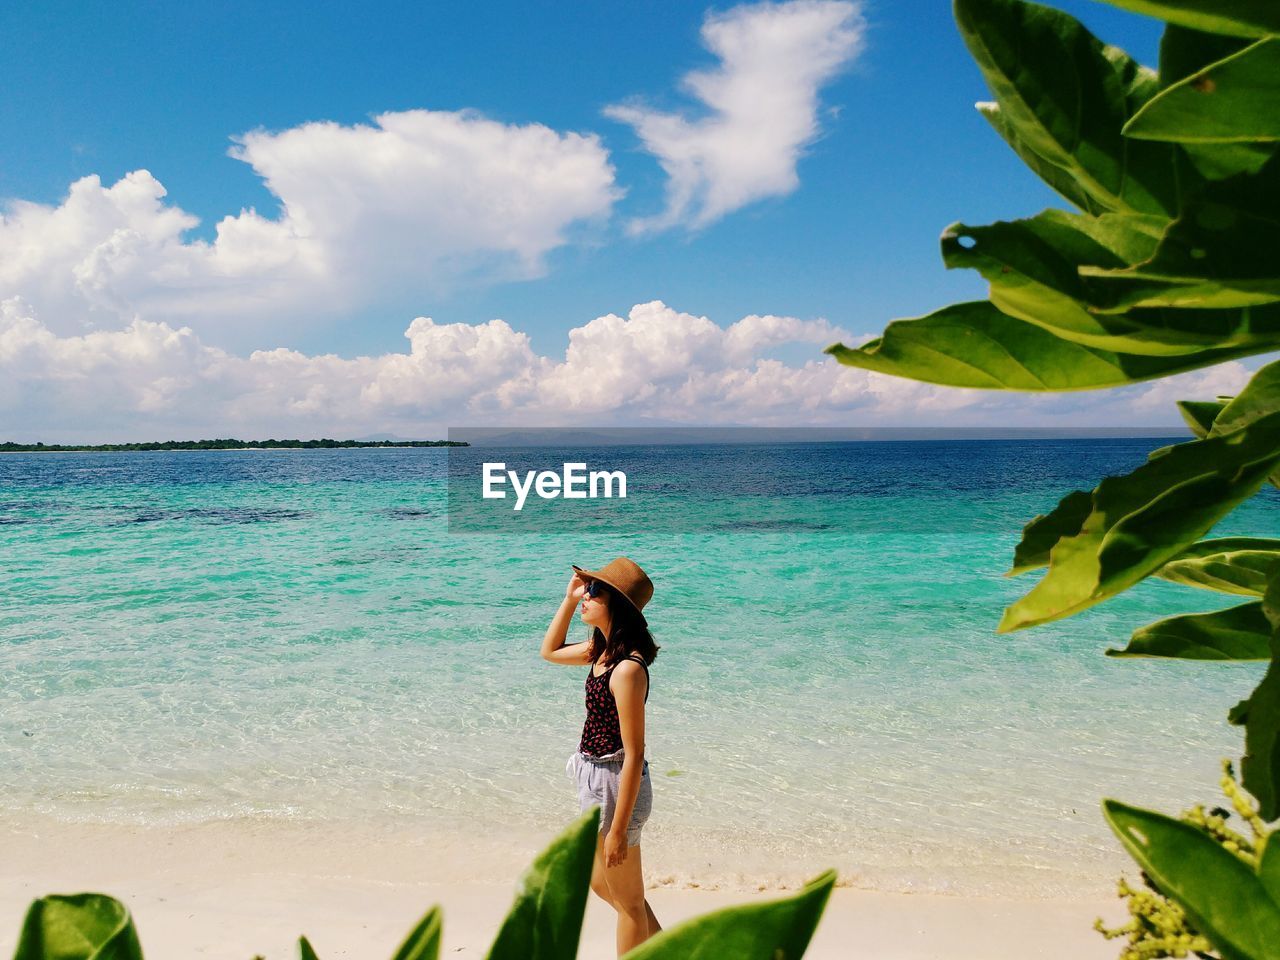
[0,442,1272,895]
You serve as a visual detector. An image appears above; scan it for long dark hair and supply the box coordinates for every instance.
[588,583,659,667]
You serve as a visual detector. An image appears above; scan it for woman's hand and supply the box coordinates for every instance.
[604,826,628,867]
[542,573,593,665]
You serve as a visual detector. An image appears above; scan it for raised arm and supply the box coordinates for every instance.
[541,573,594,666]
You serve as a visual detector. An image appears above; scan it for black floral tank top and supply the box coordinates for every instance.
[579,654,650,758]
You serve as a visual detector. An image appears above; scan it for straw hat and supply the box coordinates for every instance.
[572,557,654,617]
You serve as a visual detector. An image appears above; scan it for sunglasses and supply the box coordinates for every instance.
[584,580,610,599]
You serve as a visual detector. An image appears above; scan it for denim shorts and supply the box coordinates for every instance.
[567,750,652,846]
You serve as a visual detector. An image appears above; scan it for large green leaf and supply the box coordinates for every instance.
[1108,600,1272,659]
[1179,398,1230,436]
[1210,358,1280,493]
[13,894,143,960]
[942,210,1155,322]
[945,211,1280,331]
[954,0,1178,217]
[1083,153,1280,306]
[389,907,442,960]
[1231,654,1280,821]
[1008,489,1093,574]
[1144,397,1228,462]
[1081,203,1280,308]
[824,301,1268,390]
[999,361,1280,632]
[1095,0,1280,39]
[1153,25,1275,180]
[1158,23,1252,93]
[1156,538,1280,595]
[623,871,835,960]
[1129,38,1280,144]
[1103,800,1280,960]
[977,102,1103,213]
[298,937,321,960]
[1211,360,1280,436]
[1228,574,1280,819]
[485,808,598,960]
[1265,833,1280,899]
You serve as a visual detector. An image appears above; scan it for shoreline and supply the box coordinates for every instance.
[0,808,1134,900]
[1,816,1127,959]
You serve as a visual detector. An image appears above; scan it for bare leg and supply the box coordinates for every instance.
[644,899,662,936]
[604,841,658,956]
[590,834,615,907]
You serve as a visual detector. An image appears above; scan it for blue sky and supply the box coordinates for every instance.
[0,0,1245,440]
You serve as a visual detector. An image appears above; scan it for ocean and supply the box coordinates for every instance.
[1,440,1271,896]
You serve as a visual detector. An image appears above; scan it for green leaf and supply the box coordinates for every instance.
[1083,153,1280,307]
[977,102,1103,213]
[1264,838,1280,905]
[298,937,320,960]
[999,361,1280,632]
[1211,360,1280,436]
[1181,141,1277,182]
[1179,398,1229,436]
[623,870,835,960]
[955,0,1179,217]
[1108,600,1272,659]
[485,808,598,960]
[1156,537,1280,595]
[1008,489,1093,574]
[1146,26,1278,179]
[942,210,1150,318]
[1095,0,1280,39]
[945,210,1280,333]
[1264,567,1280,630]
[1148,397,1229,461]
[13,894,143,960]
[824,301,1268,390]
[390,907,442,960]
[1081,202,1280,308]
[1229,574,1280,819]
[1143,23,1268,181]
[1130,37,1280,142]
[1159,23,1253,89]
[1231,656,1280,820]
[1103,800,1280,960]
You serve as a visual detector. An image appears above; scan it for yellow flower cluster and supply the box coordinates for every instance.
[1093,876,1214,960]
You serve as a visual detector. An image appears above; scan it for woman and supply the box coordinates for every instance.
[541,556,662,955]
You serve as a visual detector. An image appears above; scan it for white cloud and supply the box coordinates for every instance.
[1129,361,1253,411]
[0,297,988,440]
[606,0,865,232]
[0,110,618,336]
[536,301,853,412]
[3,297,1240,442]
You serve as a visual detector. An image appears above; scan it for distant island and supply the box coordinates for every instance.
[0,438,467,452]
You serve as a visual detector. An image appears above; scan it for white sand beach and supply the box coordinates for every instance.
[1,817,1127,959]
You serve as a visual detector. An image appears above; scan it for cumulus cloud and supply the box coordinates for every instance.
[0,110,618,336]
[0,297,1000,440]
[606,0,865,232]
[3,296,1236,442]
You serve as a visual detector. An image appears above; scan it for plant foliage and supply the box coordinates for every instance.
[827,0,1280,955]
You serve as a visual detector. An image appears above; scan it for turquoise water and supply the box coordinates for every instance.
[0,442,1273,895]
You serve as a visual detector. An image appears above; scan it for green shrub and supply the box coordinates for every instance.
[828,0,1280,956]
